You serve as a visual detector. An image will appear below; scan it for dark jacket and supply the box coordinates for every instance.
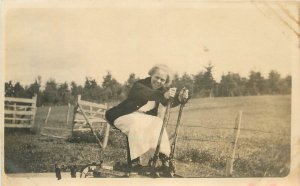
[105,77,180,126]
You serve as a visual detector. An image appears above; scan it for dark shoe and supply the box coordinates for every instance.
[158,153,177,177]
[158,153,169,163]
[130,157,141,172]
[158,153,170,170]
[113,162,128,172]
[131,164,143,172]
[131,157,140,165]
[150,170,160,178]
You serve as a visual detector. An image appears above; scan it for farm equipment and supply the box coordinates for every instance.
[148,96,174,177]
[168,88,189,176]
[148,87,189,177]
[55,89,189,179]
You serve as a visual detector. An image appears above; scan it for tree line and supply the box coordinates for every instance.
[5,64,291,107]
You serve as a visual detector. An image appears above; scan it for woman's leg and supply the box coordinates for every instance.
[115,113,149,161]
[115,113,171,160]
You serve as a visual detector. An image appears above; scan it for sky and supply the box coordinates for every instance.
[4,2,298,87]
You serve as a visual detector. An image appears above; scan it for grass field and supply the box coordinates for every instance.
[4,95,291,177]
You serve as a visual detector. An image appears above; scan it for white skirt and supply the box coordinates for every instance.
[114,112,170,160]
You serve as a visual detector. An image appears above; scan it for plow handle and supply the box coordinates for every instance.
[151,98,173,168]
[170,88,188,159]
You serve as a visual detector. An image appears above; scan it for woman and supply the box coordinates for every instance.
[105,64,189,172]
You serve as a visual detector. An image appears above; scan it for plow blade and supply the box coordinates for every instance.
[80,165,183,178]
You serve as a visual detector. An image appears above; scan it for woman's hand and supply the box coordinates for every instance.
[178,88,190,103]
[164,87,177,99]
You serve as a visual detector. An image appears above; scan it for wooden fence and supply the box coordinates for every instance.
[73,95,110,148]
[4,95,37,129]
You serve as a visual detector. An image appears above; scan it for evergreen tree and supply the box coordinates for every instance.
[280,75,292,94]
[26,78,41,96]
[57,82,72,105]
[82,77,102,102]
[43,79,58,105]
[172,73,194,94]
[246,71,265,95]
[219,72,246,97]
[13,82,26,98]
[102,72,122,101]
[193,63,216,97]
[123,73,139,97]
[5,81,15,97]
[267,70,281,94]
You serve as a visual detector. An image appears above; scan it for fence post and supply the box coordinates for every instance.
[13,103,16,124]
[31,94,38,129]
[225,110,243,177]
[71,95,80,133]
[89,103,93,118]
[102,123,110,148]
[40,107,52,135]
[45,107,52,126]
[66,103,71,126]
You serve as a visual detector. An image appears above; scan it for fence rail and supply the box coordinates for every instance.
[4,95,37,128]
[5,110,35,115]
[4,117,32,121]
[5,105,36,109]
[78,99,108,110]
[5,97,37,104]
[73,95,108,131]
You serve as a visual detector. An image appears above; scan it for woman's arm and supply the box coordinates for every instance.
[128,79,182,107]
[128,81,166,102]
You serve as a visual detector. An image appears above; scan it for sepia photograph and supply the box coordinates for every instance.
[1,0,300,185]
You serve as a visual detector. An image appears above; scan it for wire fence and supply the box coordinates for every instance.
[167,127,290,145]
[36,105,290,142]
[35,104,73,138]
[167,123,290,145]
[34,103,290,177]
[166,110,291,176]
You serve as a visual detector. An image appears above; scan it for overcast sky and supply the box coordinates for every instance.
[4,2,298,87]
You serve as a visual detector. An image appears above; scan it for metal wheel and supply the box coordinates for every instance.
[80,164,102,178]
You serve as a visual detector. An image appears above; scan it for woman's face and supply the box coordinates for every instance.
[151,69,168,89]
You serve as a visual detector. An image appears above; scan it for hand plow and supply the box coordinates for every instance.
[55,89,189,179]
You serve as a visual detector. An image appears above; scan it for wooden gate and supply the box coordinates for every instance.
[4,95,37,128]
[72,95,110,148]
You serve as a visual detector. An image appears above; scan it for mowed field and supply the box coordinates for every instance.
[4,95,291,178]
